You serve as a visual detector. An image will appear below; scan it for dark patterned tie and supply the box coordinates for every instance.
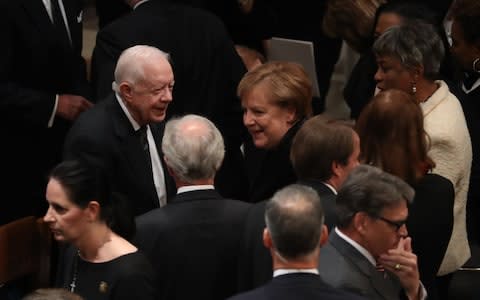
[138,126,152,171]
[51,0,71,47]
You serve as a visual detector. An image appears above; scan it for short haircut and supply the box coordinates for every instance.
[291,115,356,181]
[336,164,414,228]
[265,184,325,260]
[356,89,434,185]
[237,61,313,121]
[162,114,225,183]
[113,45,170,90]
[373,20,445,80]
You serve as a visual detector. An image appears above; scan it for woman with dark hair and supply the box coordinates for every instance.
[43,160,157,300]
[356,89,454,299]
[450,1,480,246]
[373,20,472,295]
[238,61,312,202]
[345,1,453,119]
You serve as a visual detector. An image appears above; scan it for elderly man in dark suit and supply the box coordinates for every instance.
[135,114,251,300]
[229,184,365,300]
[237,116,360,291]
[91,0,248,200]
[63,45,176,217]
[0,0,93,225]
[319,165,427,300]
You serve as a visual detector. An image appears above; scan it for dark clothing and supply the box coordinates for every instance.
[244,120,304,203]
[0,0,90,224]
[91,1,248,200]
[456,84,480,244]
[298,179,337,231]
[408,174,454,298]
[237,200,271,292]
[57,246,157,300]
[319,230,405,300]
[63,94,176,216]
[230,273,366,300]
[134,189,251,300]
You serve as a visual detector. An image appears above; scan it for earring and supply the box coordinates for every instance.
[473,58,480,73]
[412,82,417,94]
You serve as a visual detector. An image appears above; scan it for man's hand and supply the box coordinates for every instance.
[378,237,422,300]
[57,94,94,121]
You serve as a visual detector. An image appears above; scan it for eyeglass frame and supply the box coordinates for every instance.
[374,215,408,232]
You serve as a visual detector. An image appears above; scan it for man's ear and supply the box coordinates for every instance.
[119,82,133,101]
[263,228,273,249]
[320,224,329,247]
[353,212,370,235]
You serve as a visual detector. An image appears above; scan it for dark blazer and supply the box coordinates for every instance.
[319,230,403,300]
[237,200,271,292]
[91,0,248,200]
[244,120,303,203]
[298,179,337,231]
[134,189,251,300]
[408,173,454,296]
[230,273,366,300]
[63,94,176,216]
[0,0,90,224]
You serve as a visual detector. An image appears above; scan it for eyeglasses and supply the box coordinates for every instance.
[375,216,407,232]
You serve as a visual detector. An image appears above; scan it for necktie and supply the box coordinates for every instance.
[138,126,152,170]
[51,0,71,47]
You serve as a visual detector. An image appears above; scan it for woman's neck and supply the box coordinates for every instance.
[414,80,439,104]
[75,224,117,262]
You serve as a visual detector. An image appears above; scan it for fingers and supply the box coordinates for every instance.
[403,237,412,252]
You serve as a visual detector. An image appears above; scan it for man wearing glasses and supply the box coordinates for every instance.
[319,164,427,300]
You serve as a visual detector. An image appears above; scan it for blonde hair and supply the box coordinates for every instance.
[237,61,313,120]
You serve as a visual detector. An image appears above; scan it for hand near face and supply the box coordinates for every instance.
[378,237,422,300]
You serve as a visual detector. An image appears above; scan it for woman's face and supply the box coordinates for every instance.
[450,20,480,72]
[242,83,296,149]
[375,55,415,94]
[43,178,90,243]
[374,12,403,40]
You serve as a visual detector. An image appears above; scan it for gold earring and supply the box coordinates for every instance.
[412,82,417,94]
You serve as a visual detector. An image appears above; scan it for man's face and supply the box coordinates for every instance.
[362,200,409,259]
[127,58,174,125]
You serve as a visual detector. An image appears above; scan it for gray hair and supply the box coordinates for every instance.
[265,184,325,260]
[113,45,170,92]
[373,20,445,80]
[162,114,225,183]
[336,164,414,228]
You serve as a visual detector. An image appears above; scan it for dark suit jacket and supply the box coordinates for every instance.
[230,273,366,300]
[91,0,248,200]
[319,230,404,300]
[298,179,337,231]
[134,189,251,300]
[63,94,176,216]
[408,173,454,296]
[0,0,90,224]
[237,200,271,292]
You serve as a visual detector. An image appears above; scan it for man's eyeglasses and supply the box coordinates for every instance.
[375,216,407,232]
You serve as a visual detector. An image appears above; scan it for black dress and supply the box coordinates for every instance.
[57,246,158,300]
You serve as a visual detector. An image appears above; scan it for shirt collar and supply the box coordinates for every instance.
[115,92,141,131]
[273,268,319,277]
[177,185,215,194]
[335,227,376,266]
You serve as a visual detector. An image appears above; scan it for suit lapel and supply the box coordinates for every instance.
[20,0,56,40]
[329,231,401,300]
[109,96,158,208]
